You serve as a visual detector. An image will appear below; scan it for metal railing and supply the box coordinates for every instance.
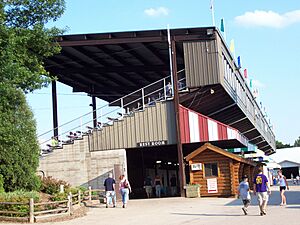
[38,72,187,153]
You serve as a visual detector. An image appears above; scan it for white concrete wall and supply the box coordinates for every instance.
[38,135,127,189]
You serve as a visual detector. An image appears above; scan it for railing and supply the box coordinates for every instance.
[0,187,105,223]
[222,54,275,150]
[38,71,186,153]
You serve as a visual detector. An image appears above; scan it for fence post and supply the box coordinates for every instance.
[88,186,92,201]
[78,190,81,206]
[29,198,34,223]
[67,195,71,216]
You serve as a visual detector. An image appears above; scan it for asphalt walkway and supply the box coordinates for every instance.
[4,183,300,225]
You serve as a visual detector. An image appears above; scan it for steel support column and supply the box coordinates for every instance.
[51,80,58,138]
[92,96,97,128]
[171,39,186,197]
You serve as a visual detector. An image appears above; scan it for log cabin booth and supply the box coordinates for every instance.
[185,143,257,197]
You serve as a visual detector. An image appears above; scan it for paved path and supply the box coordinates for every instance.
[4,184,300,225]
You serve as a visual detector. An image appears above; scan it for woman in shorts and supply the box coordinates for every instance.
[278,170,289,206]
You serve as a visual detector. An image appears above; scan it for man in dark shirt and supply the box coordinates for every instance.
[104,173,116,208]
[253,167,271,216]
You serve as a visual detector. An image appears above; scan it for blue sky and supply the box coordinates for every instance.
[27,0,300,145]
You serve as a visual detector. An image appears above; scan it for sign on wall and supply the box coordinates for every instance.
[191,163,202,171]
[207,178,218,193]
[137,140,167,147]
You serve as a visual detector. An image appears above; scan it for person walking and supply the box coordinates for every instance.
[238,175,251,215]
[154,175,162,198]
[278,170,289,206]
[103,173,116,208]
[170,174,177,196]
[144,176,153,198]
[119,175,131,208]
[253,167,271,216]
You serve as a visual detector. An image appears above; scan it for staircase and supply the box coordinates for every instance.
[38,74,187,157]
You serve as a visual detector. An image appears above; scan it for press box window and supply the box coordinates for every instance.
[204,163,218,177]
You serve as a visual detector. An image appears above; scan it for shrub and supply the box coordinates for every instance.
[0,190,40,217]
[0,174,4,193]
[40,176,70,195]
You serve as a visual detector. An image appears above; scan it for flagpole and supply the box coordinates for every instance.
[210,0,215,26]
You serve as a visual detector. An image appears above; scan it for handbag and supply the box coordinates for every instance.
[124,179,129,188]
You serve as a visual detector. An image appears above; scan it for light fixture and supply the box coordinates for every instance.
[210,89,215,94]
[207,29,214,36]
[156,160,161,164]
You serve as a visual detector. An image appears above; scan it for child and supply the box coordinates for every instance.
[238,175,251,215]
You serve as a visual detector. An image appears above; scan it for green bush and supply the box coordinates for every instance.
[50,192,68,201]
[40,176,70,195]
[0,190,40,217]
[0,174,4,193]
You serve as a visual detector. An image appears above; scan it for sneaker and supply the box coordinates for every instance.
[106,205,108,208]
[113,205,116,208]
[122,205,125,208]
[260,212,264,216]
[242,207,248,215]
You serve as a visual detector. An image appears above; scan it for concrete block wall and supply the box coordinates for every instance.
[38,135,127,189]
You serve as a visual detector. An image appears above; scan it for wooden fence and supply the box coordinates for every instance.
[0,187,105,223]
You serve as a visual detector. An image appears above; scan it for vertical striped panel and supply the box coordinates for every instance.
[183,40,220,88]
[227,127,237,140]
[207,119,219,141]
[179,106,190,144]
[188,111,200,142]
[199,115,209,142]
[218,124,228,140]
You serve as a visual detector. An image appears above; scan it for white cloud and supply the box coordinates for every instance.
[144,7,169,17]
[235,10,300,28]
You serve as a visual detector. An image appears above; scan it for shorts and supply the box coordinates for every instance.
[257,192,269,203]
[242,199,251,206]
[280,186,286,191]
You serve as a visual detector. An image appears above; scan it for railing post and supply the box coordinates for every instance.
[69,192,73,214]
[120,98,124,117]
[78,190,81,206]
[67,195,71,216]
[163,78,167,100]
[88,186,92,202]
[29,198,34,223]
[141,89,145,110]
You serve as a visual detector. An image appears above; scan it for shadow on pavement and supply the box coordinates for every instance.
[171,212,257,217]
[226,191,300,206]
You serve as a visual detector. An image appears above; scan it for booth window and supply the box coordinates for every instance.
[204,163,218,177]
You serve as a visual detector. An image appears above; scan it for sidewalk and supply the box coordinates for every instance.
[3,184,300,225]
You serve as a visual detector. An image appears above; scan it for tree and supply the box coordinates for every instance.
[0,0,65,191]
[276,140,291,149]
[294,136,300,147]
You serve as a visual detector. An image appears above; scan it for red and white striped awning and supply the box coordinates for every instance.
[179,105,248,146]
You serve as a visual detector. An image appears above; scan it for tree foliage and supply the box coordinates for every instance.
[0,0,65,191]
[276,140,291,149]
[294,136,300,147]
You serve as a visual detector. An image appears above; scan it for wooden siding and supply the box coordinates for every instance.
[188,147,256,197]
[183,40,220,88]
[89,101,176,151]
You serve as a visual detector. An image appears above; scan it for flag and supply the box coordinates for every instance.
[230,39,235,55]
[210,0,214,10]
[220,18,225,32]
[249,79,253,89]
[244,69,248,79]
[237,56,241,68]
